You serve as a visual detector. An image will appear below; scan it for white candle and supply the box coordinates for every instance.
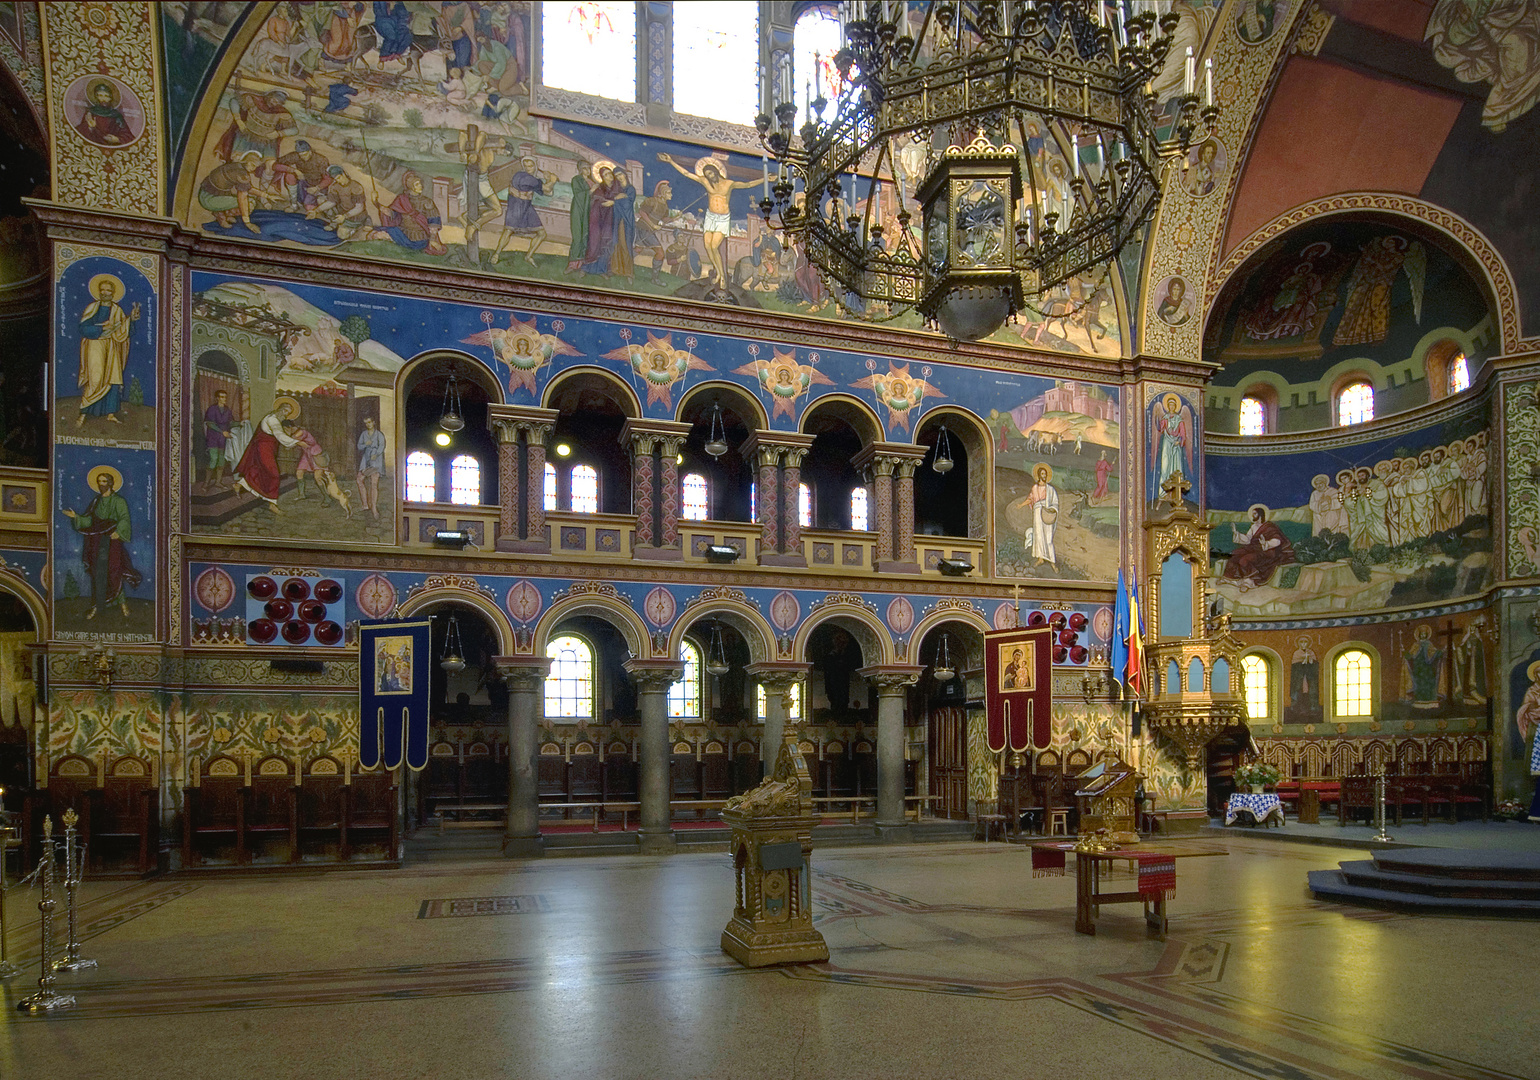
[762,154,769,197]
[1204,58,1214,107]
[1184,47,1195,96]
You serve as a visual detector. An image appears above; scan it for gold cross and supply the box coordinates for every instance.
[1159,471,1192,508]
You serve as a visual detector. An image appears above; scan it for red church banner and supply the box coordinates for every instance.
[983,626,1053,753]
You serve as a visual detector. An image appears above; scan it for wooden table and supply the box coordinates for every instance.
[1037,843,1227,940]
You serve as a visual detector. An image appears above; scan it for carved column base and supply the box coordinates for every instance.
[875,560,921,575]
[633,545,684,562]
[758,551,808,568]
[874,823,913,843]
[498,535,550,554]
[637,828,678,855]
[501,835,546,859]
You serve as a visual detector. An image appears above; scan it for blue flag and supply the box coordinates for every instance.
[359,619,432,771]
[1111,568,1129,694]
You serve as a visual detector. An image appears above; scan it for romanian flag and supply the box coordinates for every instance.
[1126,573,1147,699]
[1111,568,1129,697]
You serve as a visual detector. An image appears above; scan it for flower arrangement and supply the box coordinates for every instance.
[1234,762,1282,791]
[1494,799,1529,822]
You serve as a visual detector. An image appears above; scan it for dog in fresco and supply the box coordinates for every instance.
[314,465,352,517]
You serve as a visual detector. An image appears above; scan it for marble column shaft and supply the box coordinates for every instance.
[632,436,657,548]
[492,419,521,543]
[871,458,896,563]
[626,662,683,854]
[893,459,917,565]
[659,436,683,548]
[781,449,807,556]
[870,675,917,826]
[525,424,551,541]
[498,659,550,858]
[755,448,781,555]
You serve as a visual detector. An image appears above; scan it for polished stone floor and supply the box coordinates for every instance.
[1,836,1536,1080]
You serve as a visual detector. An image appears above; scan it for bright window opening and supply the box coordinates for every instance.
[749,481,757,523]
[1241,654,1270,721]
[798,482,811,528]
[674,2,760,124]
[682,472,708,521]
[668,640,702,718]
[542,1,637,102]
[544,462,557,511]
[1337,381,1374,427]
[1239,396,1266,436]
[1448,353,1470,395]
[850,486,869,530]
[756,681,802,721]
[449,454,480,505]
[570,464,598,514]
[544,635,593,720]
[405,451,435,503]
[794,5,844,125]
[1334,649,1373,717]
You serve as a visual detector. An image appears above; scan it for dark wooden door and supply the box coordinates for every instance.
[928,706,969,819]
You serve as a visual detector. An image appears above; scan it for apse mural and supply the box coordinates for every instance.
[1208,406,1490,617]
[177,1,1126,356]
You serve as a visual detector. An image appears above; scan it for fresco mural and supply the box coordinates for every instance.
[1503,379,1540,579]
[54,255,158,448]
[1145,385,1200,512]
[178,1,1126,357]
[1208,410,1491,617]
[52,443,155,641]
[189,271,1123,566]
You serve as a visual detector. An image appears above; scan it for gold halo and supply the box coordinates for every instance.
[86,465,123,492]
[85,78,120,108]
[1032,462,1053,483]
[1528,660,1540,683]
[1247,503,1269,519]
[271,396,301,419]
[86,273,124,303]
[693,156,727,180]
[1162,392,1181,413]
[590,159,617,178]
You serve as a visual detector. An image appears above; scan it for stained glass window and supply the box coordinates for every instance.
[756,681,802,721]
[850,486,869,530]
[405,451,435,503]
[668,640,702,718]
[1337,381,1374,426]
[799,482,811,528]
[570,464,598,513]
[749,481,757,523]
[674,3,760,124]
[1448,353,1470,395]
[1239,396,1266,436]
[544,635,593,719]
[1241,654,1270,720]
[542,2,637,103]
[794,4,844,124]
[449,454,480,505]
[1334,649,1373,717]
[682,472,708,521]
[544,462,557,511]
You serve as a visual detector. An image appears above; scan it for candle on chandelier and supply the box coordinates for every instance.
[1204,58,1214,107]
[1184,47,1195,96]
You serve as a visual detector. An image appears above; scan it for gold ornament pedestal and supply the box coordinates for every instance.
[720,730,828,968]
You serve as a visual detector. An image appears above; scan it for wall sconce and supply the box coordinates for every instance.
[936,558,974,577]
[704,544,741,563]
[1080,673,1106,702]
[84,644,116,689]
[439,373,465,432]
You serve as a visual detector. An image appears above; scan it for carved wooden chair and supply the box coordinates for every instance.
[247,755,298,862]
[344,768,397,862]
[184,754,246,866]
[97,755,158,875]
[297,755,345,861]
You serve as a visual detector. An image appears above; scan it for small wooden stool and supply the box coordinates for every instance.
[1047,810,1069,836]
[975,814,1008,842]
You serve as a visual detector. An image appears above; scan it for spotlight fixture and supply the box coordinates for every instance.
[932,425,954,474]
[704,401,729,458]
[936,558,974,577]
[433,529,472,549]
[706,621,731,676]
[704,544,742,564]
[434,432,452,447]
[555,442,572,457]
[439,373,465,432]
[439,614,466,672]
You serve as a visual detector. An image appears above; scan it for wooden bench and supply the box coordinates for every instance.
[905,794,943,821]
[438,803,508,832]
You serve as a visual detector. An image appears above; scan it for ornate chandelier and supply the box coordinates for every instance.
[756,1,1219,340]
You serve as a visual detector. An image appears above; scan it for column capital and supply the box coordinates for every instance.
[623,658,685,687]
[741,431,815,466]
[489,404,559,431]
[621,418,692,453]
[856,664,923,691]
[853,441,926,470]
[745,661,811,688]
[494,656,551,690]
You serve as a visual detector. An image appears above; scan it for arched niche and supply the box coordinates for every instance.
[915,407,990,541]
[800,395,881,532]
[677,384,762,523]
[397,584,516,657]
[542,368,639,515]
[398,352,503,506]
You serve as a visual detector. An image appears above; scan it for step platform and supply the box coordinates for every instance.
[1308,848,1540,915]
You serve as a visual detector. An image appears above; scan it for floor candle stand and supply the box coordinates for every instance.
[0,815,19,979]
[1371,766,1393,844]
[17,817,74,1014]
[52,809,96,973]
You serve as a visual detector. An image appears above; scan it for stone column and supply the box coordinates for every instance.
[491,417,521,550]
[871,457,896,563]
[625,659,684,855]
[859,667,921,838]
[497,657,550,858]
[524,424,550,543]
[749,441,780,563]
[659,435,684,549]
[781,447,807,557]
[892,457,919,569]
[746,662,811,777]
[632,434,657,549]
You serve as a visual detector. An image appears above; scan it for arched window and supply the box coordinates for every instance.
[749,481,757,523]
[850,486,869,531]
[543,462,557,511]
[668,640,702,719]
[673,3,759,124]
[570,464,598,513]
[449,454,480,505]
[405,451,435,503]
[1241,654,1271,721]
[544,635,593,720]
[1337,380,1374,426]
[541,1,636,103]
[1239,396,1267,436]
[1333,648,1374,717]
[798,482,811,528]
[794,4,843,123]
[756,682,803,721]
[682,472,709,521]
[1448,352,1470,395]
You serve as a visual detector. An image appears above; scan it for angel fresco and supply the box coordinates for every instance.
[851,362,943,434]
[1147,392,1195,507]
[734,347,833,422]
[602,331,711,410]
[1332,235,1425,348]
[1242,242,1334,342]
[1427,0,1540,132]
[461,314,582,398]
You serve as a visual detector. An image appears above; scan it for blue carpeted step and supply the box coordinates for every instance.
[1308,869,1540,914]
[1373,848,1540,881]
[1337,860,1540,900]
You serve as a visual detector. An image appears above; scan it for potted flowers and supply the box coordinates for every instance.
[1234,762,1281,794]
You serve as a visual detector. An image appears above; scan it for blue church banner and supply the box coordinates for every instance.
[359,619,431,771]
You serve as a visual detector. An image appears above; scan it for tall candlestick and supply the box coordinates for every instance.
[1204,58,1214,107]
[762,154,769,197]
[1184,47,1195,96]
